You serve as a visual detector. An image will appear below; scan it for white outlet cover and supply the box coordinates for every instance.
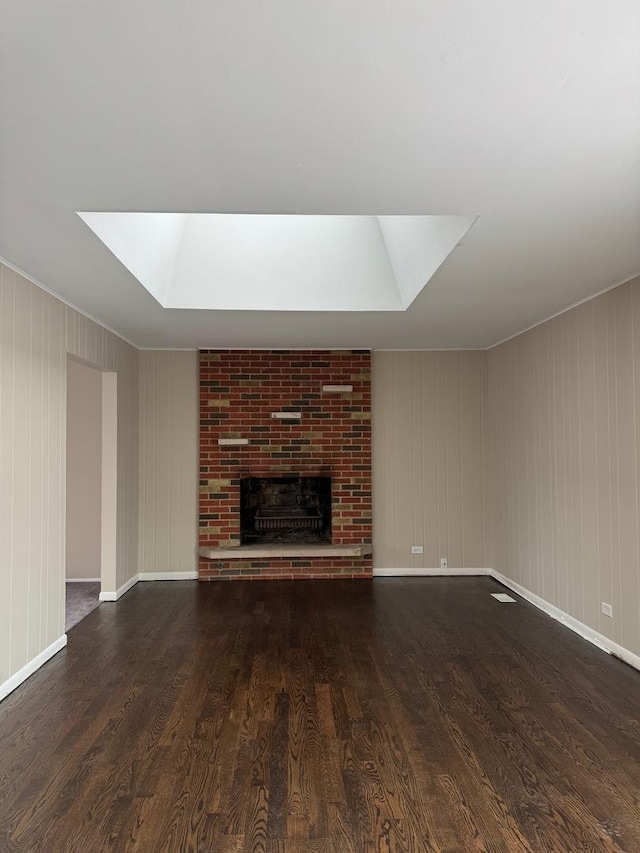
[491,593,517,603]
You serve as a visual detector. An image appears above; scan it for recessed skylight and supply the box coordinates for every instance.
[78,213,476,312]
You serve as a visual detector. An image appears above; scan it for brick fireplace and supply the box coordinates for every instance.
[198,350,372,580]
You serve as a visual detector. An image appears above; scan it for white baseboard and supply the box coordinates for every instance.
[374,567,492,577]
[138,571,198,581]
[373,566,640,675]
[99,570,198,601]
[491,570,640,673]
[66,577,100,583]
[0,634,67,703]
[1,573,197,704]
[99,573,139,602]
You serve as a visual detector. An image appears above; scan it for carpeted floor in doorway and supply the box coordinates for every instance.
[65,582,101,631]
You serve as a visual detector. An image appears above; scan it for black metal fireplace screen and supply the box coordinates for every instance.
[240,476,331,544]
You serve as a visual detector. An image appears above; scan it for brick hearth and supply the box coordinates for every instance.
[198,350,372,580]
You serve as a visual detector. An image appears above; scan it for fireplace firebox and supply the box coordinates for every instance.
[240,476,332,545]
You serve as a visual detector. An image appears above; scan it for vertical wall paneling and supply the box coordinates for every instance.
[66,359,102,580]
[0,262,139,692]
[138,350,198,575]
[101,372,118,594]
[1,268,16,679]
[483,276,640,659]
[372,351,485,569]
[460,351,485,567]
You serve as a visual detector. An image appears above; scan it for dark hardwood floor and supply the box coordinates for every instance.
[1,577,640,852]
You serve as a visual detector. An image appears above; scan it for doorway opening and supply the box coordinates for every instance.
[65,358,117,630]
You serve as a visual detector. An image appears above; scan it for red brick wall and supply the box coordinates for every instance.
[199,350,372,580]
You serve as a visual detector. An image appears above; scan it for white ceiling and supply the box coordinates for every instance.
[1,1,639,349]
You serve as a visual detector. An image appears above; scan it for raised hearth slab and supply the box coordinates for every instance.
[199,544,373,560]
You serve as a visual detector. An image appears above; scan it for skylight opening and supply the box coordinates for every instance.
[78,213,476,312]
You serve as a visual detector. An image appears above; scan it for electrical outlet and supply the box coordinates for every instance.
[440,557,448,568]
[411,545,424,554]
[601,602,613,618]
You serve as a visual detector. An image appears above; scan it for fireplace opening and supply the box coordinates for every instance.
[240,476,332,545]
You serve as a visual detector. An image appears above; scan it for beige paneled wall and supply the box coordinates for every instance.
[0,262,139,688]
[66,359,102,579]
[372,351,485,569]
[483,275,640,657]
[138,350,198,575]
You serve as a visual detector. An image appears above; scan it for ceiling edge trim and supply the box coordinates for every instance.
[195,346,374,351]
[0,254,140,350]
[488,271,640,351]
[374,347,485,352]
[3,254,638,356]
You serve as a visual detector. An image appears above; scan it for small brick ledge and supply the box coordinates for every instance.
[199,544,373,559]
[199,554,373,581]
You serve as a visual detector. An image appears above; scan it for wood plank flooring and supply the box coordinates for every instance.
[1,576,640,852]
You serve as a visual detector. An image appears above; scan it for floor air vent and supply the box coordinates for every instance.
[491,593,517,603]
